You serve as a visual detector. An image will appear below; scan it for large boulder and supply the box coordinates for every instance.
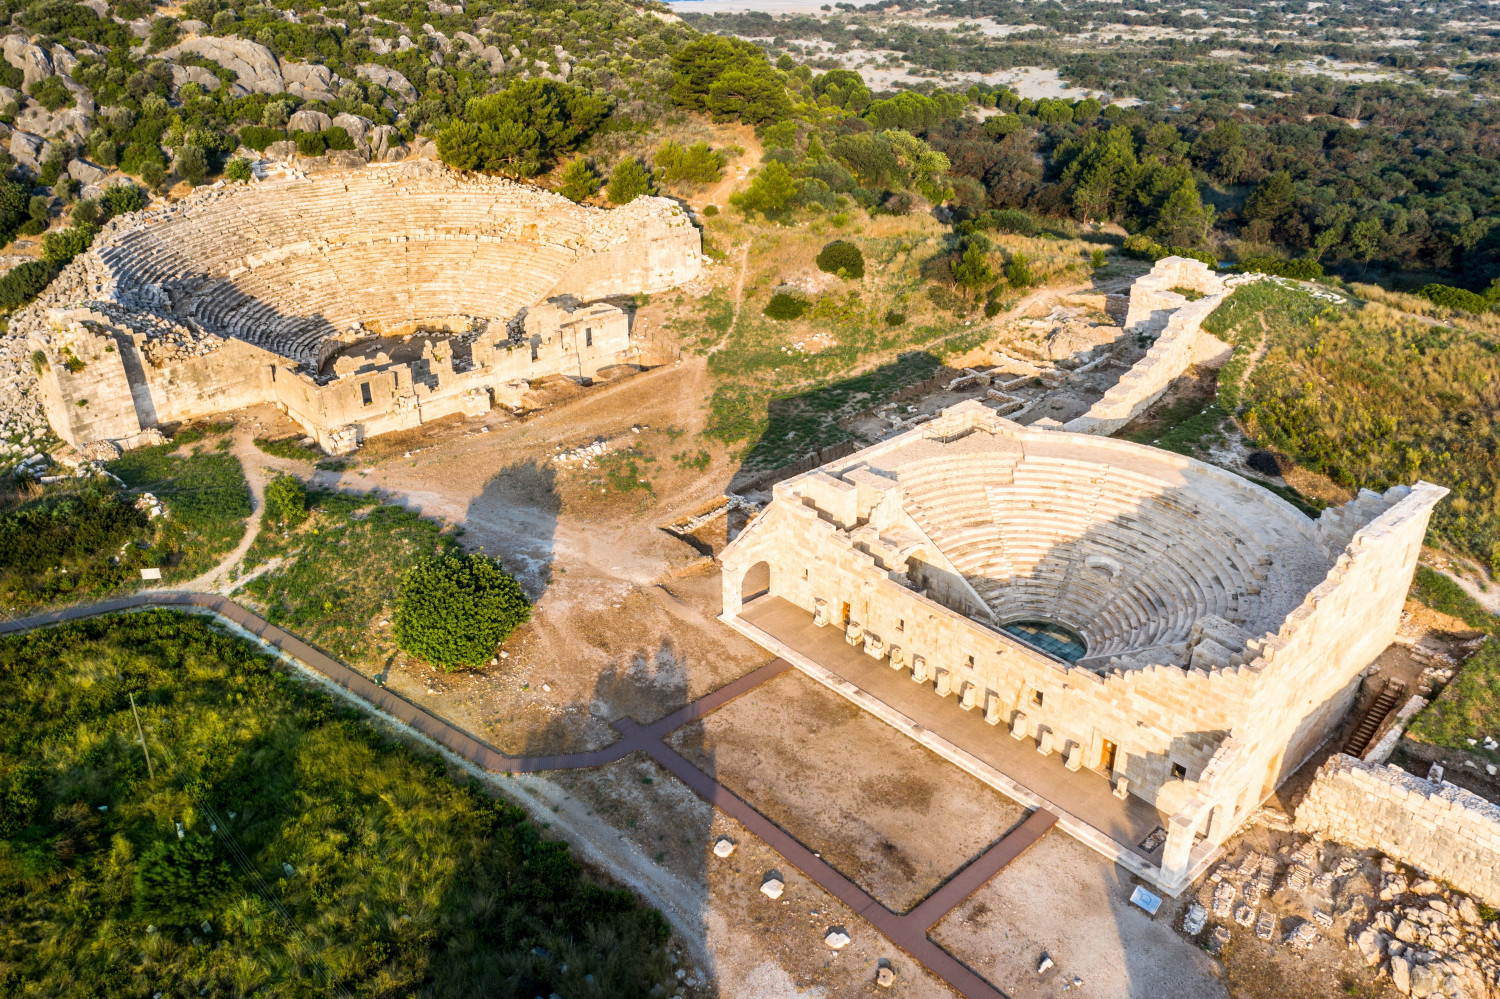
[263,139,297,161]
[48,44,77,77]
[67,158,107,186]
[281,60,337,102]
[355,64,416,102]
[170,64,221,91]
[160,37,284,95]
[331,113,372,145]
[286,109,331,133]
[2,36,54,90]
[367,124,399,158]
[78,0,108,16]
[8,130,44,171]
[454,31,505,72]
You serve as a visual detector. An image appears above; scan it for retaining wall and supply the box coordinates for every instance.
[1295,753,1500,907]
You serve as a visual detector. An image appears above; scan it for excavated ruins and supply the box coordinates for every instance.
[11,161,702,453]
[718,260,1449,897]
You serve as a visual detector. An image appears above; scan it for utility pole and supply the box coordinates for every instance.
[128,693,154,780]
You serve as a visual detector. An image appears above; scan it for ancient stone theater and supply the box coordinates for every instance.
[19,161,701,453]
[721,400,1445,892]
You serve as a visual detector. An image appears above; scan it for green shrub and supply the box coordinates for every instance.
[322,125,354,151]
[0,261,55,308]
[223,157,252,183]
[702,203,719,217]
[989,208,1039,235]
[237,126,286,152]
[556,156,600,202]
[103,184,146,216]
[1236,256,1324,280]
[262,474,308,525]
[254,437,315,462]
[293,130,326,156]
[1416,283,1492,315]
[175,145,207,186]
[394,552,531,669]
[606,157,654,205]
[1122,233,1216,266]
[653,140,726,185]
[884,309,906,326]
[134,834,231,919]
[815,239,865,279]
[1005,252,1034,288]
[763,292,809,320]
[40,222,98,266]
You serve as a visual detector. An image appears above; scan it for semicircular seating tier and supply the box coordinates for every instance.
[861,427,1332,662]
[83,164,699,366]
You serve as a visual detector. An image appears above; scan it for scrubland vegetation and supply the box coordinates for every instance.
[0,424,248,613]
[0,611,672,997]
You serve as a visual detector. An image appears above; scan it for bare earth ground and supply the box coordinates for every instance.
[669,669,1029,912]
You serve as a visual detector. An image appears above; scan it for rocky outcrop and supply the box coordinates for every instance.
[159,37,283,94]
[2,35,53,89]
[355,64,417,102]
[280,60,337,102]
[286,109,331,133]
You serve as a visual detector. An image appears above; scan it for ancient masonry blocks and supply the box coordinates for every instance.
[722,397,1446,889]
[16,161,703,453]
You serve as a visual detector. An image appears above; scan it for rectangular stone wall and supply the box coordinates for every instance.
[1295,754,1500,907]
[124,336,276,427]
[32,327,142,446]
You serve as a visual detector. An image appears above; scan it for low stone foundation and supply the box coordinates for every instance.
[1295,753,1500,908]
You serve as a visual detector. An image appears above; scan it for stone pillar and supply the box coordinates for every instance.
[1160,802,1205,889]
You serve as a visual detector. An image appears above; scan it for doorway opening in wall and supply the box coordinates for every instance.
[1100,737,1118,774]
[1002,620,1087,662]
[840,601,851,626]
[360,382,372,406]
[742,561,770,602]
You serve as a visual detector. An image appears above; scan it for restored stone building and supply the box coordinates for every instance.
[721,400,1445,892]
[20,161,702,452]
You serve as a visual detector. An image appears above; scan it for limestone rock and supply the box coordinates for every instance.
[170,64,221,91]
[875,965,894,988]
[1458,897,1481,924]
[68,159,107,186]
[712,837,734,858]
[280,60,337,102]
[824,928,850,950]
[1182,902,1207,935]
[161,37,283,94]
[178,19,206,34]
[760,877,784,900]
[78,0,108,15]
[287,109,332,133]
[1412,879,1439,896]
[368,124,400,158]
[356,64,417,102]
[332,113,373,144]
[1392,954,1412,994]
[48,44,77,77]
[264,140,297,161]
[2,36,53,90]
[454,30,505,71]
[8,130,44,171]
[1409,962,1439,998]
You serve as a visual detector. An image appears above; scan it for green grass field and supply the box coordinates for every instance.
[240,490,457,669]
[0,611,673,997]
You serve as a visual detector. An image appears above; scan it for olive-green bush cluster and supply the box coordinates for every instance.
[815,239,865,279]
[394,551,531,669]
[0,611,674,995]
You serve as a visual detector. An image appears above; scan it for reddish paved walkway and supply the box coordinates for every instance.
[2,593,1057,999]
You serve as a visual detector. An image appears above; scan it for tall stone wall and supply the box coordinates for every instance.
[1065,258,1251,437]
[1295,754,1500,908]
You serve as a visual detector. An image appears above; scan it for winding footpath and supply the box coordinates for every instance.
[0,592,1055,999]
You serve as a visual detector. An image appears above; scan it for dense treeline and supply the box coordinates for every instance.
[0,611,674,995]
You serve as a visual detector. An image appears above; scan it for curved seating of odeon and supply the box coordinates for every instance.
[893,448,1329,661]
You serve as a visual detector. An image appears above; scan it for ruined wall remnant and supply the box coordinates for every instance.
[1065,257,1250,437]
[1296,754,1500,908]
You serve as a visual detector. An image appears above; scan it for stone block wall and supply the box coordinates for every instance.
[1065,258,1251,437]
[1295,754,1500,908]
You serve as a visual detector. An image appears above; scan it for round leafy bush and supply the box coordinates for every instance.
[815,239,865,279]
[134,834,231,919]
[884,309,906,326]
[763,292,809,320]
[395,552,531,670]
[262,474,307,525]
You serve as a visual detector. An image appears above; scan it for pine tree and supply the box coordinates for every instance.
[557,157,601,202]
[1149,179,1214,247]
[951,242,996,296]
[606,158,654,205]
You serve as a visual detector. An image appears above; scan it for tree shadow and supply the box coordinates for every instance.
[460,459,561,601]
[726,350,949,493]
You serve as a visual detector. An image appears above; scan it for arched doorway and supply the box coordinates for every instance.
[741,560,771,602]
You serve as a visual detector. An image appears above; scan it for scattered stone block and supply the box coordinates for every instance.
[1254,911,1275,941]
[824,927,850,950]
[712,837,735,858]
[1284,920,1316,949]
[984,692,1002,725]
[1208,926,1231,955]
[1112,777,1130,800]
[1411,879,1439,896]
[1427,763,1444,783]
[1182,902,1207,935]
[1233,904,1255,927]
[1037,952,1053,974]
[760,877,784,900]
[1391,954,1411,995]
[875,965,895,988]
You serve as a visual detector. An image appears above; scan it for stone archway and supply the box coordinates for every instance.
[741,560,771,603]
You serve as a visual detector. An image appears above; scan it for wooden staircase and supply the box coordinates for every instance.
[1343,678,1406,759]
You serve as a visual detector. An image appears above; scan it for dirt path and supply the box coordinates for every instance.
[159,422,277,594]
[694,124,762,212]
